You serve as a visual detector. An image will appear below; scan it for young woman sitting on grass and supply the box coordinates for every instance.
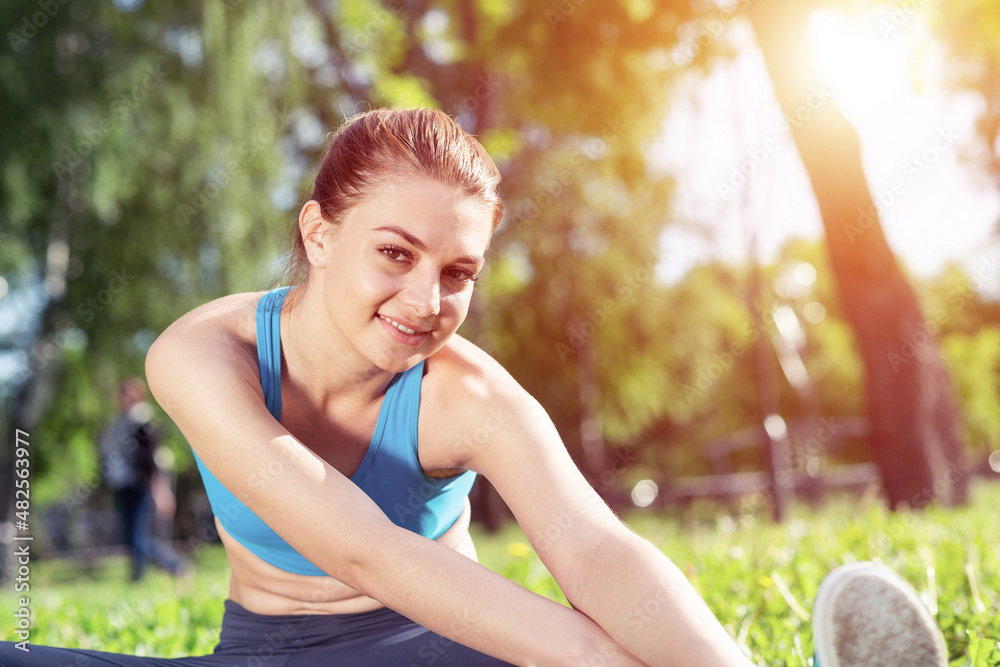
[0,107,946,667]
[3,107,750,667]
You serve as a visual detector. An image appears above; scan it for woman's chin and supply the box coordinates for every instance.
[367,347,426,374]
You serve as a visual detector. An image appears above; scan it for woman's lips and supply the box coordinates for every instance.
[376,314,430,346]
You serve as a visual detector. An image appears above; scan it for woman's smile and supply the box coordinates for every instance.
[376,312,431,346]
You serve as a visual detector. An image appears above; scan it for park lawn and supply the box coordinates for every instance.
[2,480,999,666]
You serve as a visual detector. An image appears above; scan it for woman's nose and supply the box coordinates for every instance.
[401,275,441,319]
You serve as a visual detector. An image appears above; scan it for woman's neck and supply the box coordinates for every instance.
[281,282,394,413]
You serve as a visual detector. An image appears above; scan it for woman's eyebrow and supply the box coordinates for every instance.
[373,225,484,266]
[374,225,427,251]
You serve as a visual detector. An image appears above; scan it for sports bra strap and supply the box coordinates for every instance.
[256,286,290,421]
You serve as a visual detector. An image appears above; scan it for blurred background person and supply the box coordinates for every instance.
[99,376,187,582]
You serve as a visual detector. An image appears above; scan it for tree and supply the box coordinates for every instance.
[745,0,969,508]
[928,0,1000,205]
[1,1,312,579]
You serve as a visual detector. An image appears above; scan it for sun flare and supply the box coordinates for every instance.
[807,9,913,121]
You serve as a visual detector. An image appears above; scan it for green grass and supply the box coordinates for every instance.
[3,481,1000,665]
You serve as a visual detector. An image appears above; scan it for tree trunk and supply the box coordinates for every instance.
[748,240,793,521]
[745,0,968,509]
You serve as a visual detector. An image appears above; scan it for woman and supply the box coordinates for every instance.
[1,108,753,666]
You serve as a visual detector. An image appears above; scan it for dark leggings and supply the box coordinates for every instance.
[0,599,516,666]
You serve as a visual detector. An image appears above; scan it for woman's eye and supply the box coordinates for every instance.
[378,247,477,284]
[379,245,410,263]
[447,269,478,284]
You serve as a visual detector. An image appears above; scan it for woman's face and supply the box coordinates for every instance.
[310,176,494,373]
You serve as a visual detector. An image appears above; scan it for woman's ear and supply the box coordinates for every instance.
[299,200,332,269]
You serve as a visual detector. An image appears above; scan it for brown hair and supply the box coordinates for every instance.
[274,107,504,290]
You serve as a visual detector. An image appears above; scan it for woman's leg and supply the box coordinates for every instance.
[285,630,514,667]
[0,641,238,667]
[219,599,515,667]
[0,601,517,667]
[283,624,515,667]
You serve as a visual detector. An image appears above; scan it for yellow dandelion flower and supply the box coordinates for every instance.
[507,542,532,558]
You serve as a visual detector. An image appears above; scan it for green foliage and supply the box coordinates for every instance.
[916,263,1000,461]
[3,0,999,520]
[942,330,1000,457]
[4,483,1000,665]
[926,0,1000,196]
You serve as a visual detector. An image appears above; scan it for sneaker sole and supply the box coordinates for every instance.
[813,561,947,667]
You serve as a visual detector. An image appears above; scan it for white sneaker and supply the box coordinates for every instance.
[812,561,948,667]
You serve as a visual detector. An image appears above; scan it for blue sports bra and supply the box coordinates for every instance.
[190,285,477,575]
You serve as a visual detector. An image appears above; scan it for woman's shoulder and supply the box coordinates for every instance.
[158,290,265,347]
[423,334,520,398]
[419,335,533,441]
[149,290,270,384]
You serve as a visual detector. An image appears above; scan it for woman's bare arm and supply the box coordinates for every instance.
[144,325,644,667]
[441,341,754,667]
